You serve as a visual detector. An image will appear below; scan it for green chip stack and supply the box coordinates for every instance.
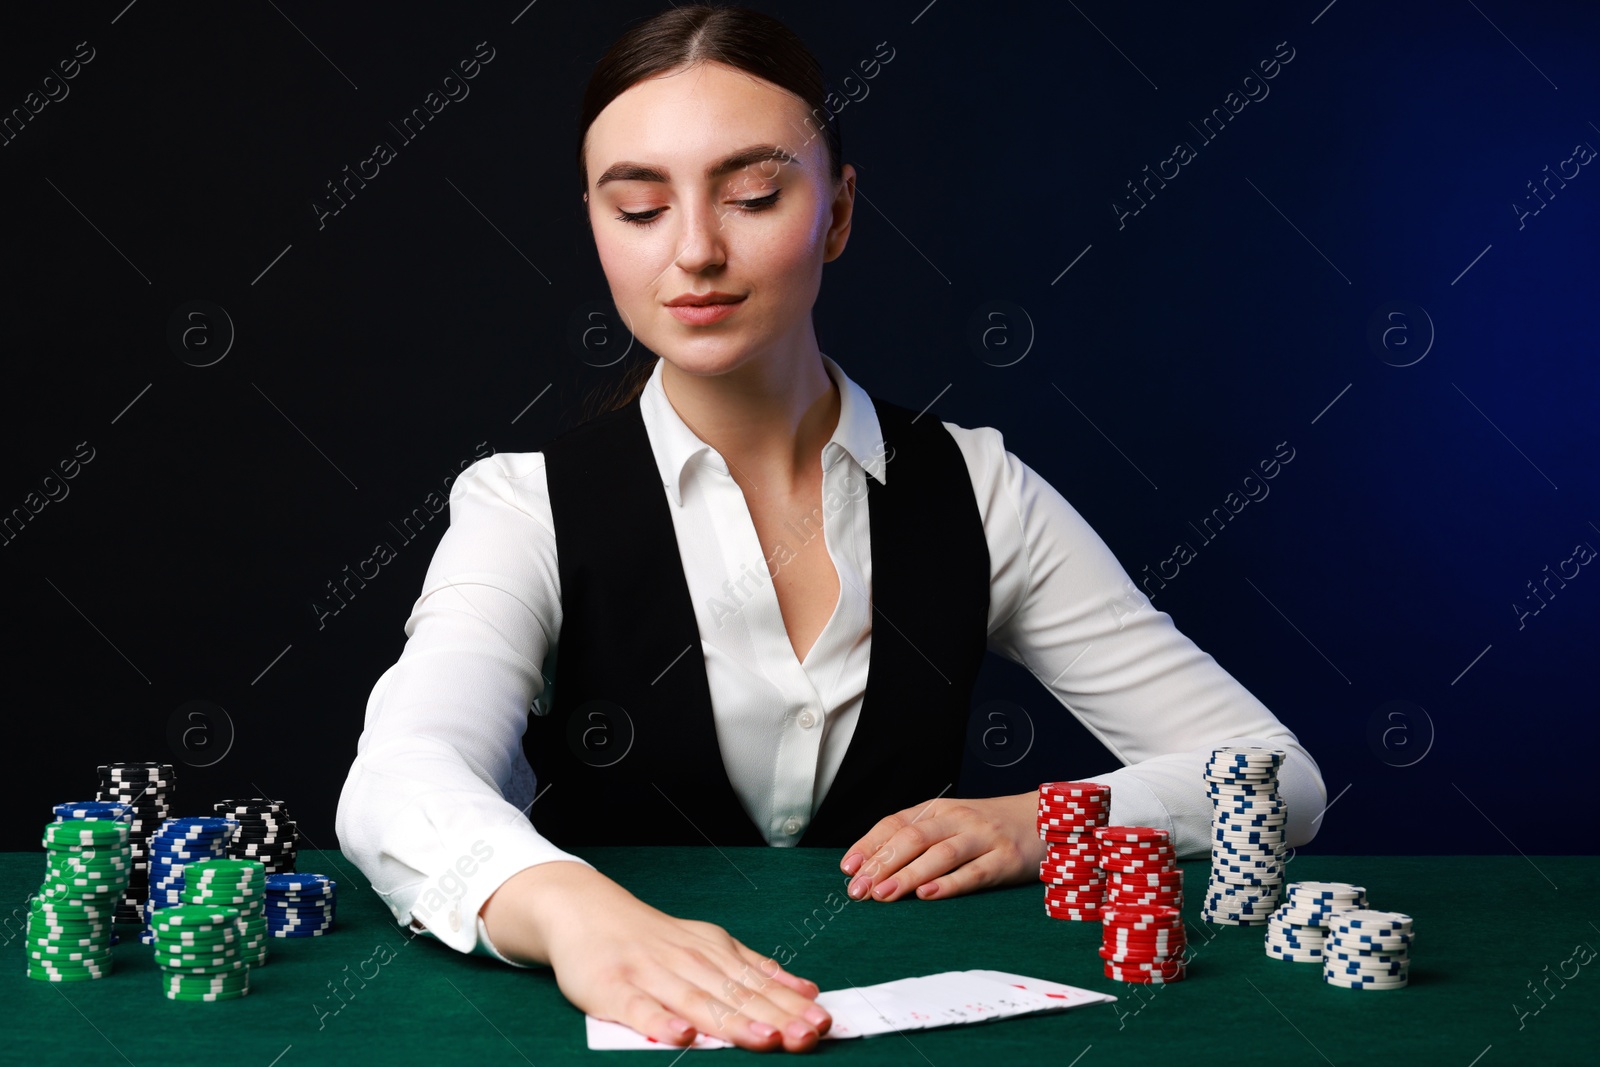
[27,819,132,982]
[180,858,268,967]
[151,903,252,1001]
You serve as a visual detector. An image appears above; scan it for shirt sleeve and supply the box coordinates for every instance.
[335,452,594,963]
[942,421,1328,858]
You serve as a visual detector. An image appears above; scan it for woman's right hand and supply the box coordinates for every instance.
[479,861,832,1052]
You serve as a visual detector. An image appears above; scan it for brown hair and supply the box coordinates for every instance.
[575,3,844,419]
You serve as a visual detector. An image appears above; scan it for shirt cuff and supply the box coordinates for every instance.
[389,829,594,959]
[472,914,532,968]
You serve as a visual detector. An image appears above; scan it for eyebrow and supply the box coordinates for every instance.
[594,144,798,189]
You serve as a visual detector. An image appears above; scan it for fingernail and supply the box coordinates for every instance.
[847,876,869,899]
[873,878,898,900]
[748,1021,778,1039]
[842,852,863,875]
[917,882,937,899]
[785,1020,817,1042]
[669,1018,694,1037]
[804,1006,831,1029]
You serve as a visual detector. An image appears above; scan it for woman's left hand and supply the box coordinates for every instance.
[838,791,1046,902]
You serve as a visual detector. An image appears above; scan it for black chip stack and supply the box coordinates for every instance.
[95,763,175,924]
[213,799,299,874]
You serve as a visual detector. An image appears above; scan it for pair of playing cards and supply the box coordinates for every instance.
[585,970,1116,1049]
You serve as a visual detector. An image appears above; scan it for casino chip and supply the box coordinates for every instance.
[1202,747,1286,925]
[27,815,131,982]
[1101,904,1186,984]
[51,800,133,945]
[1321,910,1413,990]
[1094,825,1184,916]
[151,903,253,1001]
[182,858,269,967]
[214,798,300,874]
[1036,782,1111,920]
[1263,881,1368,963]
[141,817,236,943]
[265,872,337,937]
[95,763,176,924]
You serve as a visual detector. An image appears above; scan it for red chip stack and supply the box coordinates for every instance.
[1036,782,1112,921]
[1096,825,1184,913]
[1100,904,1187,984]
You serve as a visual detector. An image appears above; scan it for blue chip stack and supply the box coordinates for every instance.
[141,817,237,944]
[265,872,336,937]
[51,801,131,822]
[1202,746,1288,926]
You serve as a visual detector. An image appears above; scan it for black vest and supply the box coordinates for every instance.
[525,389,990,847]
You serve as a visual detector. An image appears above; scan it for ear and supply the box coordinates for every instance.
[823,163,856,263]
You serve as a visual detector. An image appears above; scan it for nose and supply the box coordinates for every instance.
[669,197,730,275]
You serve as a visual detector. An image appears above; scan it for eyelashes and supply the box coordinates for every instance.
[615,189,782,228]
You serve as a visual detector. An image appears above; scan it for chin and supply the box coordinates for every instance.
[650,334,763,377]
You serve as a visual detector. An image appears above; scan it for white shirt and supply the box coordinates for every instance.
[336,353,1326,962]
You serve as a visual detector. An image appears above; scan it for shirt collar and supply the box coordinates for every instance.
[639,352,890,508]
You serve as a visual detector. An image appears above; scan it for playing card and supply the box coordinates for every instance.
[584,1016,733,1050]
[965,968,1119,1010]
[584,969,1115,1049]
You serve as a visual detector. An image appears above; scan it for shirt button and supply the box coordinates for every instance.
[797,709,817,729]
[784,817,803,835]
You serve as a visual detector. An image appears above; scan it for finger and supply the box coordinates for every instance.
[732,944,823,1002]
[730,945,831,1032]
[911,848,1011,901]
[604,987,702,1047]
[840,809,909,877]
[871,829,985,902]
[847,807,957,900]
[631,960,792,1052]
[659,948,824,1052]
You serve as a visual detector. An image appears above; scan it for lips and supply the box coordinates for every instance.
[665,296,745,326]
[665,291,744,307]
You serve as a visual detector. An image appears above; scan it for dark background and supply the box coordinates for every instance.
[3,1,1595,855]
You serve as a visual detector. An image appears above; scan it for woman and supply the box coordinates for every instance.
[337,3,1326,1053]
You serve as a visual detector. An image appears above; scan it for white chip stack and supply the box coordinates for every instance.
[1265,881,1368,961]
[1322,909,1414,990]
[1202,746,1287,925]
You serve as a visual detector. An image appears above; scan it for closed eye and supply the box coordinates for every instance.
[616,189,782,228]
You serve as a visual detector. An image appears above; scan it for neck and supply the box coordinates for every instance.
[658,335,840,498]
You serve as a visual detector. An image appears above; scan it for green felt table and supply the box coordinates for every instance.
[3,849,1595,1065]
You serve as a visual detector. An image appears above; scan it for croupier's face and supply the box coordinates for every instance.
[582,61,854,378]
